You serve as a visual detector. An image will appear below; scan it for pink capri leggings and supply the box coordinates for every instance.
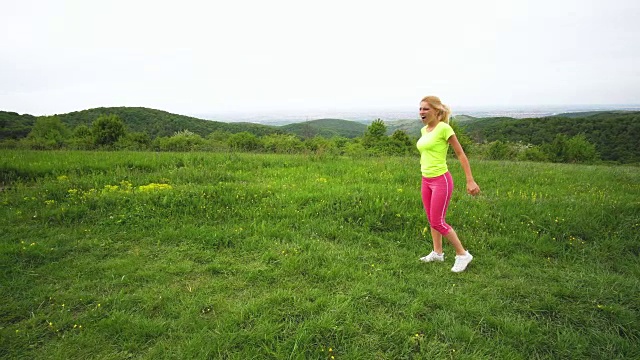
[421,171,453,235]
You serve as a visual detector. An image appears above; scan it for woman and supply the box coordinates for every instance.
[417,96,480,272]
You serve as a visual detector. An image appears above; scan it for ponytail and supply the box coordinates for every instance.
[441,104,451,124]
[421,96,451,124]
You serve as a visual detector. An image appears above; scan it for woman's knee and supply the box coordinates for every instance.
[431,224,451,235]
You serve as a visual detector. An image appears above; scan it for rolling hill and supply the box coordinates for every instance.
[385,115,483,138]
[0,111,37,139]
[1,108,372,140]
[50,107,283,138]
[279,118,367,139]
[461,111,640,163]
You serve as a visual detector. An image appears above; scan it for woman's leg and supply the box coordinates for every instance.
[421,177,442,253]
[430,227,443,254]
[422,176,444,253]
[443,229,466,256]
[428,172,467,255]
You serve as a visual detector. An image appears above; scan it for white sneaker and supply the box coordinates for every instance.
[451,251,473,272]
[420,251,444,262]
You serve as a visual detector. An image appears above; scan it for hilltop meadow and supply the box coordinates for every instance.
[1,149,639,359]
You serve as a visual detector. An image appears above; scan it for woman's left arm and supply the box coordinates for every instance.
[448,135,480,196]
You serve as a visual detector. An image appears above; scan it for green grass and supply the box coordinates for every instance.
[1,150,639,359]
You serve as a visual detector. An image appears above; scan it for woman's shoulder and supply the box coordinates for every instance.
[437,122,455,139]
[435,122,454,133]
[437,122,453,130]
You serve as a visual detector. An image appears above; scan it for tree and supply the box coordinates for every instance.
[449,120,473,155]
[365,119,387,139]
[517,144,549,162]
[227,132,261,151]
[363,119,390,153]
[27,116,69,148]
[153,130,204,152]
[92,114,126,146]
[305,135,337,155]
[540,133,598,163]
[542,134,569,162]
[389,130,414,155]
[565,134,599,163]
[116,131,151,150]
[486,140,514,160]
[262,134,303,153]
[69,124,94,149]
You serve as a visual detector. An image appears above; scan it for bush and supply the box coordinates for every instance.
[262,134,304,153]
[92,114,126,147]
[228,132,262,152]
[153,130,205,152]
[542,134,600,163]
[517,145,549,162]
[26,116,69,149]
[115,132,152,151]
[486,140,516,160]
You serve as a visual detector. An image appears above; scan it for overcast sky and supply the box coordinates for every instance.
[1,0,639,117]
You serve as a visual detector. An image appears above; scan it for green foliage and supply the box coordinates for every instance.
[0,111,37,139]
[363,119,391,154]
[115,131,151,151]
[565,134,599,163]
[26,116,69,149]
[152,130,205,152]
[228,131,261,151]
[365,118,387,139]
[516,144,549,162]
[68,125,94,150]
[540,134,599,164]
[385,118,424,138]
[1,150,639,359]
[486,140,515,160]
[388,130,415,156]
[52,107,280,138]
[304,136,338,155]
[261,133,304,153]
[449,120,473,155]
[462,111,640,163]
[2,107,637,164]
[92,114,126,147]
[280,119,367,139]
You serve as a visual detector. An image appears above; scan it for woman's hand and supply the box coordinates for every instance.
[467,181,480,196]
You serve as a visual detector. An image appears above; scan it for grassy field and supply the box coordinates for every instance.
[1,150,639,359]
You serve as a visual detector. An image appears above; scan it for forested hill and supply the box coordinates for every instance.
[53,107,283,138]
[0,111,37,139]
[0,107,283,139]
[461,111,640,163]
[280,119,368,138]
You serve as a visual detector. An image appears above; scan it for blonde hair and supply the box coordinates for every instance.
[421,96,451,124]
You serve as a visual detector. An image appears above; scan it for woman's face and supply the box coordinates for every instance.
[419,101,433,124]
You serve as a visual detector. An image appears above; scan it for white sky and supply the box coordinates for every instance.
[1,0,639,116]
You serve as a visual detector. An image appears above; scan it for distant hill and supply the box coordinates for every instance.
[385,115,487,138]
[279,118,367,139]
[452,114,482,123]
[461,111,640,163]
[555,110,634,118]
[1,107,282,139]
[55,107,283,138]
[0,111,37,139]
[385,119,421,138]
